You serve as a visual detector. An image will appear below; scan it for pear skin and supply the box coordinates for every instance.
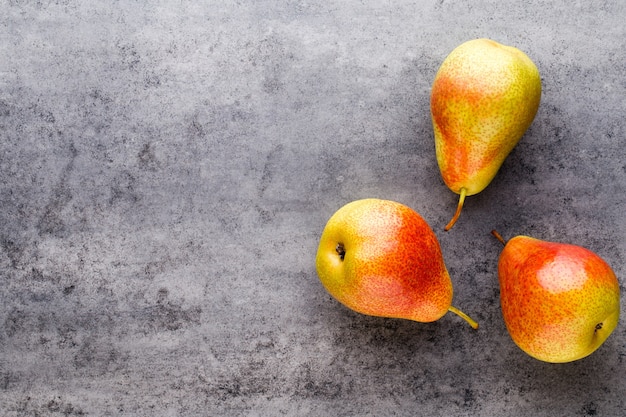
[316,199,477,328]
[494,232,620,363]
[431,39,542,230]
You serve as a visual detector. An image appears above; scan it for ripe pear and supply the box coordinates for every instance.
[315,199,477,328]
[431,39,542,230]
[493,231,620,363]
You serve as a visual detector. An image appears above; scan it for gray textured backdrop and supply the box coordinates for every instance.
[1,1,625,416]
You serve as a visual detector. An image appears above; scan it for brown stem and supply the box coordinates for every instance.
[444,187,467,231]
[491,230,506,245]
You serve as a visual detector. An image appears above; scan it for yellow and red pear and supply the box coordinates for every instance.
[315,199,477,328]
[493,231,620,363]
[431,39,542,230]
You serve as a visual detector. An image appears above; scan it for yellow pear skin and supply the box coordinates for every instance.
[316,199,478,328]
[431,39,542,230]
[494,232,620,363]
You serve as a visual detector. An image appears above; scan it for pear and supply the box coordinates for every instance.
[492,231,620,363]
[316,199,478,328]
[431,39,542,230]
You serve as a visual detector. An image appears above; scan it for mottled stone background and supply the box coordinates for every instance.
[1,1,625,415]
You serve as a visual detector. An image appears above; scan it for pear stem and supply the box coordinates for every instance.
[491,229,506,245]
[448,306,479,329]
[444,187,467,231]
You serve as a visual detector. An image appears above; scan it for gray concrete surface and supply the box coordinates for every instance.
[1,1,625,415]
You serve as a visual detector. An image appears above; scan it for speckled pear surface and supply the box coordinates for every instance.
[316,199,476,327]
[431,39,542,230]
[497,235,620,363]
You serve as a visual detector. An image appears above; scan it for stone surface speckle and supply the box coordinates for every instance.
[1,1,625,415]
